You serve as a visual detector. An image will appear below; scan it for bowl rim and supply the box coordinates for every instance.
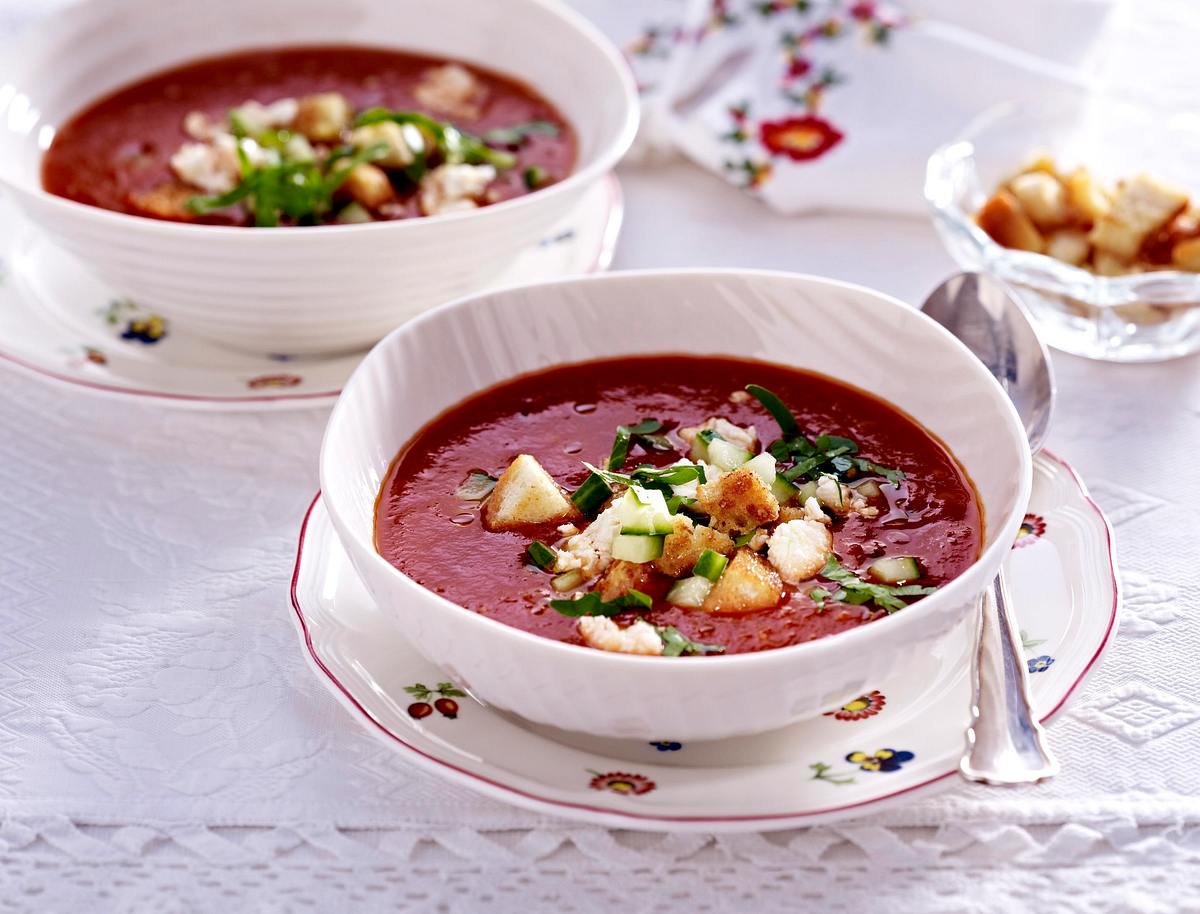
[0,0,640,238]
[319,267,1034,670]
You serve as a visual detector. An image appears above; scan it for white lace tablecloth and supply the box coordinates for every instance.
[3,2,1200,911]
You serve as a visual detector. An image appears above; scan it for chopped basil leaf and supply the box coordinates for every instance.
[665,494,697,514]
[656,625,725,657]
[818,557,936,613]
[550,589,653,618]
[526,541,557,571]
[809,586,831,611]
[697,428,723,445]
[606,418,671,471]
[583,461,705,494]
[483,120,560,146]
[746,383,800,437]
[455,470,498,500]
[355,107,516,170]
[748,383,903,485]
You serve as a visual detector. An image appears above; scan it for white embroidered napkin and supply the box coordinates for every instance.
[571,0,1118,214]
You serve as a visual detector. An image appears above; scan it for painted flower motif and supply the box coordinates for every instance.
[247,373,303,389]
[785,56,813,80]
[1014,513,1046,549]
[83,346,108,366]
[649,740,682,752]
[589,771,656,796]
[759,115,844,162]
[120,314,167,344]
[850,1,877,20]
[825,690,886,721]
[846,748,914,772]
[1027,655,1056,674]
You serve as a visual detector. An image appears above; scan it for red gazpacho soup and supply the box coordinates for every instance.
[43,46,575,227]
[376,356,982,657]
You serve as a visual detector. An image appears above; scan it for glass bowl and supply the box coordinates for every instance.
[925,95,1200,363]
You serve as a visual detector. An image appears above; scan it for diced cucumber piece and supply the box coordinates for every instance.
[707,438,752,472]
[771,472,800,505]
[551,569,584,591]
[692,549,728,583]
[689,428,724,462]
[616,486,675,535]
[853,479,883,499]
[665,575,713,608]
[868,556,922,584]
[796,480,818,503]
[571,472,613,514]
[612,533,665,563]
[526,541,557,571]
[744,452,777,487]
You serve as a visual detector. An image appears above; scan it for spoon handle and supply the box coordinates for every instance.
[960,568,1059,785]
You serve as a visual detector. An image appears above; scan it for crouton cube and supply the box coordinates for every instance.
[1045,229,1091,266]
[702,550,782,614]
[294,92,352,143]
[482,455,578,530]
[1172,236,1200,271]
[342,163,395,209]
[597,560,658,602]
[1065,167,1111,224]
[129,182,199,221]
[350,122,417,168]
[414,64,486,120]
[578,617,663,655]
[652,515,736,577]
[1090,174,1189,260]
[766,519,832,584]
[695,466,780,535]
[1009,172,1070,229]
[976,189,1045,253]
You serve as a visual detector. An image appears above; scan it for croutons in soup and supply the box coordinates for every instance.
[42,46,575,227]
[375,356,983,657]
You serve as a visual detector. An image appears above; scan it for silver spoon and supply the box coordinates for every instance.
[922,272,1058,785]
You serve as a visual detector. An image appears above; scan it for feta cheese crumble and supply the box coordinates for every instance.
[578,616,664,655]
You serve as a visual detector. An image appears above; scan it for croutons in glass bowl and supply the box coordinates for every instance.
[926,96,1200,362]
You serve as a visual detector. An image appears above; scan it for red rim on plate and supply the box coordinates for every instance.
[287,449,1120,828]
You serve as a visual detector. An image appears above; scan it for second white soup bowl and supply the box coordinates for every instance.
[320,270,1031,741]
[0,0,637,354]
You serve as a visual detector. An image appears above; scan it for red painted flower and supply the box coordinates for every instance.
[825,690,886,721]
[850,1,876,21]
[759,115,844,161]
[84,347,108,366]
[1013,513,1046,549]
[786,56,813,80]
[588,771,655,796]
[247,373,303,390]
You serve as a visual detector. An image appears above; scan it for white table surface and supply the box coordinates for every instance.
[2,3,1200,912]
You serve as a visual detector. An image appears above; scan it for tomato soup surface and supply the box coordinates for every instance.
[43,45,576,226]
[377,356,982,656]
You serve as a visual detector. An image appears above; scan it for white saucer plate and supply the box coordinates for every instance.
[289,451,1119,832]
[0,175,622,410]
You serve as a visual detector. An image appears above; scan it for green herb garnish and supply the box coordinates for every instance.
[734,528,760,547]
[570,471,614,514]
[809,586,831,611]
[656,626,725,657]
[606,418,673,471]
[188,140,388,227]
[747,384,903,485]
[818,557,936,613]
[526,541,557,571]
[583,462,706,496]
[455,470,498,500]
[550,589,653,617]
[483,120,560,147]
[523,165,549,190]
[355,108,517,171]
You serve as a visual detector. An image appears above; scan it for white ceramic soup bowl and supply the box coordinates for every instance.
[0,0,637,355]
[320,270,1032,741]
